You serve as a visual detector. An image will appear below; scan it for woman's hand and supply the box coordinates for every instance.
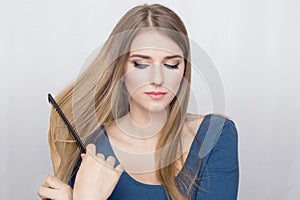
[37,174,73,200]
[73,144,124,200]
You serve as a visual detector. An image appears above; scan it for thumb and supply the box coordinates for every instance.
[44,174,66,189]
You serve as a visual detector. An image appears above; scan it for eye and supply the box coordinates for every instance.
[164,63,179,69]
[133,61,150,69]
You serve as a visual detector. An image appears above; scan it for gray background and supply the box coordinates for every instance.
[1,0,299,199]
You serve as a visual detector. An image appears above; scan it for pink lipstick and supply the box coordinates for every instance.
[145,91,167,100]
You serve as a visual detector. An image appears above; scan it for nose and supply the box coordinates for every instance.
[150,64,164,85]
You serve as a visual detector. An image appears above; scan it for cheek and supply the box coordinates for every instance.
[162,69,184,95]
[124,68,151,96]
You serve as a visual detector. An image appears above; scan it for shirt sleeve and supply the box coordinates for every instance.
[196,119,239,200]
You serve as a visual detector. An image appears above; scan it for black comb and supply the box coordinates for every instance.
[47,93,86,153]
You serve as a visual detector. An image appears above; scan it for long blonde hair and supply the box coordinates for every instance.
[48,4,201,199]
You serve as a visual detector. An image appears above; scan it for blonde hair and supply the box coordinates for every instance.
[48,4,202,199]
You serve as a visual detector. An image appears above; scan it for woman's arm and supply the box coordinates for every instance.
[196,119,239,200]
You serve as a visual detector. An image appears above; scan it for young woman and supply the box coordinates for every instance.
[38,4,239,200]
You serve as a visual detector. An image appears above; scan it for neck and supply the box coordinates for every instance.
[131,108,168,127]
[116,100,169,140]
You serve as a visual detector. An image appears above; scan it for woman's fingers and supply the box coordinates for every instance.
[38,185,72,200]
[115,164,124,172]
[106,156,116,167]
[38,175,73,200]
[37,185,56,199]
[86,143,96,155]
[43,174,66,189]
[96,153,105,161]
[84,143,123,171]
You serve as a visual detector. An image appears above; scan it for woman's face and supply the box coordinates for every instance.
[124,30,185,112]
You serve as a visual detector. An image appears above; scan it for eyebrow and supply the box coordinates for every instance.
[129,54,183,60]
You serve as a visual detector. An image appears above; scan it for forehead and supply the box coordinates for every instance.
[130,30,183,57]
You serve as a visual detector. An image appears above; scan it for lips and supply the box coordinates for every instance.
[145,91,167,100]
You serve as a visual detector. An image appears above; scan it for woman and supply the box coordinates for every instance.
[38,4,239,200]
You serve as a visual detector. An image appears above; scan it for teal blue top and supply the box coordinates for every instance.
[69,114,239,199]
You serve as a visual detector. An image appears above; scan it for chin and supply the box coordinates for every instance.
[146,102,170,113]
[147,104,164,112]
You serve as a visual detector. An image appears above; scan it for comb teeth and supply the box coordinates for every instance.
[47,93,86,153]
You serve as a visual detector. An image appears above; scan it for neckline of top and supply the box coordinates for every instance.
[102,114,210,188]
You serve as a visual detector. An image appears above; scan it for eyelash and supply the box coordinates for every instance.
[133,61,179,69]
[133,61,148,69]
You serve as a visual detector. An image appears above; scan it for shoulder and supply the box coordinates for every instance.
[195,113,239,171]
[186,113,238,137]
[186,113,238,158]
[206,113,238,153]
[205,113,238,144]
[190,113,238,140]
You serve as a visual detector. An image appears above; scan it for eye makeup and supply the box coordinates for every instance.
[164,63,179,69]
[131,61,180,69]
[133,61,149,69]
